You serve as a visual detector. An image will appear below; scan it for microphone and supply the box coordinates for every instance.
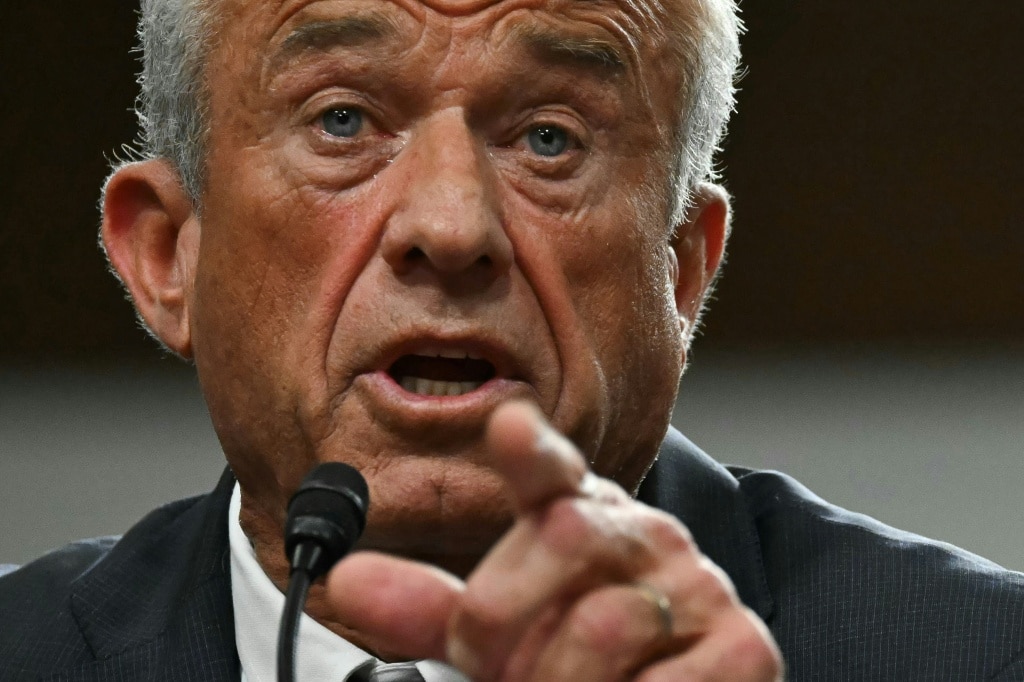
[278,462,370,682]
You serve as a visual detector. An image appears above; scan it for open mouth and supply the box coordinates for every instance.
[387,350,498,397]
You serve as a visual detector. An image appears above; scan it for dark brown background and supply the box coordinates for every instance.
[1,2,1022,361]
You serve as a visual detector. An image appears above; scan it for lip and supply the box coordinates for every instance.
[351,332,540,428]
[355,371,538,432]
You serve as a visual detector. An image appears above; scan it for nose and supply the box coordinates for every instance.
[381,111,513,286]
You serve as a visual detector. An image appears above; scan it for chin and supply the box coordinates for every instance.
[357,458,515,562]
[358,517,512,577]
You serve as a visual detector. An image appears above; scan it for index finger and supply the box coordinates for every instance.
[485,401,611,512]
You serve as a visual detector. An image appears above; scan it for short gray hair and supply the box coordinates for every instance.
[668,0,743,226]
[131,0,216,205]
[128,0,740,219]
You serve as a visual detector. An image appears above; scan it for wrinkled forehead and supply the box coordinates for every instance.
[211,0,691,78]
[251,0,685,32]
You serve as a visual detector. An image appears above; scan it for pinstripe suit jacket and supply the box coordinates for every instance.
[2,428,1023,680]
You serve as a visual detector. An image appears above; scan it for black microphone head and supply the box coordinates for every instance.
[284,462,370,580]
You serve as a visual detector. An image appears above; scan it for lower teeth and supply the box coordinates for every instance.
[400,377,484,397]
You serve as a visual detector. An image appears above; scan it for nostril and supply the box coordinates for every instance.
[405,247,426,263]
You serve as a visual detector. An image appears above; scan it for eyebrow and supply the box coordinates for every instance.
[271,14,398,69]
[510,24,627,75]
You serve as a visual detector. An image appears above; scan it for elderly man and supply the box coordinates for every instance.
[2,0,1023,679]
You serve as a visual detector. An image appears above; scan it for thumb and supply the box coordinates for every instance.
[325,551,465,661]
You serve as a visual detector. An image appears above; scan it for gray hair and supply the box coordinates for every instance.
[128,0,740,220]
[131,0,216,205]
[668,0,743,226]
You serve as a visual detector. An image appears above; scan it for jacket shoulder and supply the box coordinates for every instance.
[0,494,208,677]
[733,467,1024,680]
[0,536,120,674]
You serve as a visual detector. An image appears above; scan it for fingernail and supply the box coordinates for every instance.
[533,425,564,458]
[578,471,601,498]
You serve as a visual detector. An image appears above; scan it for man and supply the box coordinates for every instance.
[1,0,1021,680]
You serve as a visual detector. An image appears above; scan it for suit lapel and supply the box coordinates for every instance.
[52,469,240,681]
[638,427,774,623]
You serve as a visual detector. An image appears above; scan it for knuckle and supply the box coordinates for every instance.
[641,510,694,554]
[565,593,635,651]
[453,586,508,635]
[539,498,597,550]
[540,499,649,570]
[686,558,736,609]
[539,497,701,577]
[721,614,783,680]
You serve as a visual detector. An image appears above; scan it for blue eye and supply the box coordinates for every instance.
[321,108,364,138]
[527,126,569,157]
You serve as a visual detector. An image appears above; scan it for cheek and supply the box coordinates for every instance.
[197,153,381,335]
[561,184,683,436]
[554,194,679,368]
[190,163,386,488]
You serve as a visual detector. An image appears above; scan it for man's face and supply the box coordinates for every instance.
[189,0,696,559]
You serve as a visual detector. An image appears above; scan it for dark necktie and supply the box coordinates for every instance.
[365,661,427,682]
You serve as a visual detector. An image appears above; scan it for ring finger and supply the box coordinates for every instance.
[518,581,693,682]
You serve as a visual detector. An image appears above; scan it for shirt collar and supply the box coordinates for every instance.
[228,482,375,682]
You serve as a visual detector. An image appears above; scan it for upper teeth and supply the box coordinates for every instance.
[400,377,483,397]
[417,346,482,360]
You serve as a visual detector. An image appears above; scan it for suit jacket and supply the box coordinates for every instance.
[2,428,1023,681]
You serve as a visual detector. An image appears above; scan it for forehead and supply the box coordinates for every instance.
[251,0,681,27]
[212,0,686,72]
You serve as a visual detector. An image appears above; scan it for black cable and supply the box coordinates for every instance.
[277,568,313,682]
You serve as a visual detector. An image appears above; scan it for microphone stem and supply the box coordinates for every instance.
[278,568,312,682]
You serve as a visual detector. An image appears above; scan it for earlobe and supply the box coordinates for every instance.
[101,160,200,357]
[669,183,731,343]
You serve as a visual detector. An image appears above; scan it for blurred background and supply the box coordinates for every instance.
[1,3,1022,568]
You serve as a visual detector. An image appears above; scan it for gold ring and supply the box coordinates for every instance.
[635,582,674,639]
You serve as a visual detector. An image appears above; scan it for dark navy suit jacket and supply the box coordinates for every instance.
[2,428,1023,680]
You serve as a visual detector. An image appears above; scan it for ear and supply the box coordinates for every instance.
[669,182,731,345]
[101,160,200,358]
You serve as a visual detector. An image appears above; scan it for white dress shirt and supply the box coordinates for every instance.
[228,483,468,682]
